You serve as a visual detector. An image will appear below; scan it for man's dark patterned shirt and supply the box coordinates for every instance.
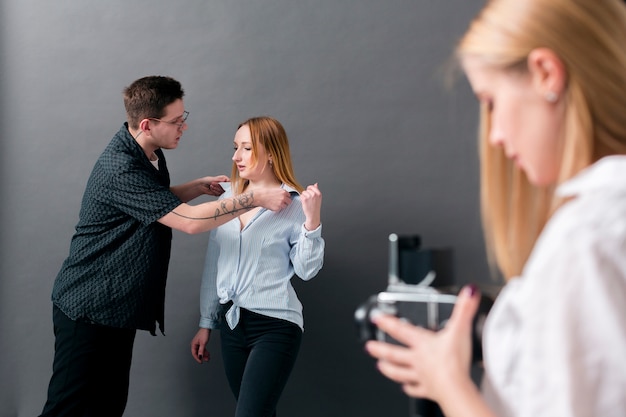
[52,124,182,335]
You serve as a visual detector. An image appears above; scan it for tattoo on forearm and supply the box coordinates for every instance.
[171,192,256,220]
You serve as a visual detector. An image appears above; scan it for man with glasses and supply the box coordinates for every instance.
[39,75,292,417]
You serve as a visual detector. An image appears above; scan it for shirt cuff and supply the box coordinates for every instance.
[302,223,322,238]
[199,316,219,329]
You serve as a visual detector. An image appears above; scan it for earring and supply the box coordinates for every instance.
[269,159,273,167]
[545,91,558,103]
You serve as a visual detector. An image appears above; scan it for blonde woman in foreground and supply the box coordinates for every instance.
[366,0,626,416]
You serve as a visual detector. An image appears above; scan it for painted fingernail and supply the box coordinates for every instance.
[465,284,478,297]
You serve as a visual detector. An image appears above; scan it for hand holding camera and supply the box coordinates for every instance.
[365,284,483,404]
[354,234,497,417]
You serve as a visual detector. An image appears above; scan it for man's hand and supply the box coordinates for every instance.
[199,175,229,197]
[253,187,292,211]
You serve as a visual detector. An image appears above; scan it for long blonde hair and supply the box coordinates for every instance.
[457,0,626,279]
[231,116,304,195]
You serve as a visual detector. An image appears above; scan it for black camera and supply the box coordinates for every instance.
[354,234,497,417]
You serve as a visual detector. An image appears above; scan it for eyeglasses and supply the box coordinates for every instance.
[149,110,189,129]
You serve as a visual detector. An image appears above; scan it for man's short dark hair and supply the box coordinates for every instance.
[123,76,185,130]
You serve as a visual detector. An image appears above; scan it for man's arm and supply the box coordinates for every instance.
[158,187,291,234]
[170,175,229,203]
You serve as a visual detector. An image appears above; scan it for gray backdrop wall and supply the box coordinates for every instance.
[0,1,493,416]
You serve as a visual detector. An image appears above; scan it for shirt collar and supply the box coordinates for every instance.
[281,183,299,195]
[556,155,626,198]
